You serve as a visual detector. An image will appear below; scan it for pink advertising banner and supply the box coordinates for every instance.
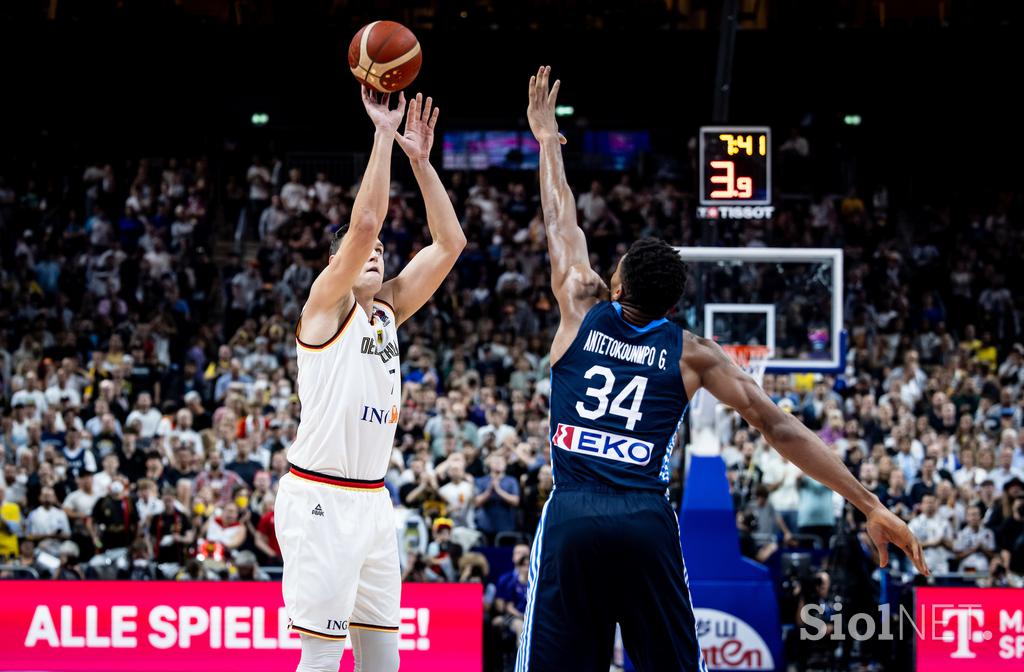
[916,587,1024,672]
[0,581,482,672]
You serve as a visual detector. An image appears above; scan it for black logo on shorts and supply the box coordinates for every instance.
[326,619,348,631]
[312,503,324,517]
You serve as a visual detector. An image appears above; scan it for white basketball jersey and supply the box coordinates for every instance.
[288,299,401,480]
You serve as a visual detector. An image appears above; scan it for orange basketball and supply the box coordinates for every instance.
[348,20,422,93]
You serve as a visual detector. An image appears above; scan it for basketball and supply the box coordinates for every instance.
[348,20,422,93]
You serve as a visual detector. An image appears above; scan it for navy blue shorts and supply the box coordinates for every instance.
[515,484,707,672]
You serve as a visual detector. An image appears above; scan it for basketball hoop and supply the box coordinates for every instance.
[720,344,771,387]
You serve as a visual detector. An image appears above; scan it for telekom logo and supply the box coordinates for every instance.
[934,605,989,659]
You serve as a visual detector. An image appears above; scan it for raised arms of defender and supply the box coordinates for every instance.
[527,66,607,365]
[300,88,406,344]
[377,93,467,325]
[682,332,930,575]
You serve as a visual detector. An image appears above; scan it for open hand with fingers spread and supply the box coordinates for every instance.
[395,92,439,164]
[527,65,567,145]
[361,86,406,135]
[866,505,930,576]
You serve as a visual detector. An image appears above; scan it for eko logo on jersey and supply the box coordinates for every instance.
[552,423,653,466]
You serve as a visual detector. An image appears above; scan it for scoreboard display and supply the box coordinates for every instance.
[699,126,771,206]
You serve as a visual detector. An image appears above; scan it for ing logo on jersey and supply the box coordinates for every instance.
[552,423,654,466]
[361,405,399,425]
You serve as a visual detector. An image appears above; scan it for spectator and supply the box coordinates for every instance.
[400,458,440,508]
[118,429,148,482]
[214,359,253,403]
[576,180,608,227]
[762,454,802,534]
[183,391,212,432]
[859,462,886,500]
[61,428,98,476]
[144,452,170,491]
[63,468,100,558]
[0,483,23,559]
[425,517,461,581]
[745,483,792,542]
[254,494,281,566]
[55,541,85,580]
[201,501,247,553]
[170,408,204,455]
[438,453,475,527]
[150,486,194,564]
[135,479,165,528]
[91,412,123,457]
[90,478,139,552]
[118,539,157,580]
[520,463,553,537]
[953,449,985,488]
[279,169,308,213]
[894,435,922,484]
[988,477,1024,530]
[125,392,162,439]
[93,453,123,498]
[164,445,199,486]
[231,550,270,581]
[738,509,778,563]
[991,448,1024,492]
[258,195,291,240]
[474,455,520,543]
[478,407,517,448]
[997,496,1024,575]
[194,453,246,505]
[3,463,27,507]
[226,438,263,488]
[908,494,954,574]
[493,543,530,644]
[796,474,836,549]
[25,486,71,542]
[910,456,941,505]
[239,157,271,244]
[954,504,996,573]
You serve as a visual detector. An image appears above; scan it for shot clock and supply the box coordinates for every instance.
[697,126,773,220]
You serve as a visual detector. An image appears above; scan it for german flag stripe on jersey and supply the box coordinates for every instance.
[288,462,385,490]
[289,624,347,640]
[349,622,400,633]
[295,303,357,351]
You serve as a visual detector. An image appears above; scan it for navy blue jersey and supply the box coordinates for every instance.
[549,301,689,492]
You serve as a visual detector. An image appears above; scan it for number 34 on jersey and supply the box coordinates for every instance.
[552,365,656,468]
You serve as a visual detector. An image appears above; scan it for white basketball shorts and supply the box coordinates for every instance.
[275,464,401,641]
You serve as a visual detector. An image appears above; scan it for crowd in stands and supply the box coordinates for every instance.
[1,144,1022,667]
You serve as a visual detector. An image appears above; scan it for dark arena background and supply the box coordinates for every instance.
[1,2,1023,672]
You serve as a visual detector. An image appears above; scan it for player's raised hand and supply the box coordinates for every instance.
[361,85,406,134]
[395,92,439,163]
[866,505,930,576]
[527,65,567,144]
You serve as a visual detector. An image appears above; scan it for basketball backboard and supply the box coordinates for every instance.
[675,247,845,374]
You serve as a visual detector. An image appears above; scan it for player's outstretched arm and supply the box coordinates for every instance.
[302,88,405,338]
[528,66,604,361]
[380,93,466,326]
[681,332,930,575]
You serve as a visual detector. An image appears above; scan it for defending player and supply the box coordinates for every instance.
[516,66,929,672]
[275,88,465,672]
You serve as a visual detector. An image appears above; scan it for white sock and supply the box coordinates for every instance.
[351,628,400,672]
[296,633,345,672]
